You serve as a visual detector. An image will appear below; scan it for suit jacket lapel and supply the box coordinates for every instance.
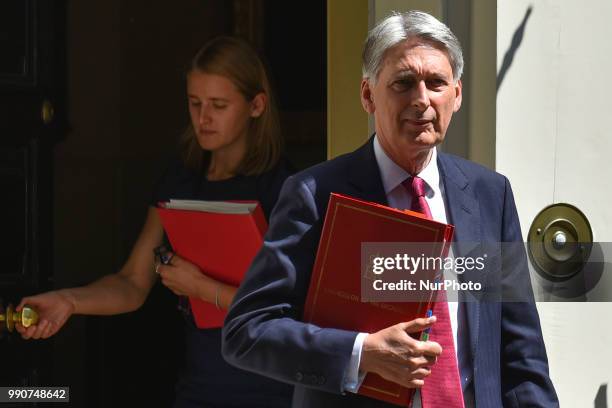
[347,136,388,206]
[438,153,480,244]
[438,152,481,370]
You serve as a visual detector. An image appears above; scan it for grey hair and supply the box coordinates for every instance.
[362,11,464,83]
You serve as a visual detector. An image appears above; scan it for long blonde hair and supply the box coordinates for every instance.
[181,37,282,176]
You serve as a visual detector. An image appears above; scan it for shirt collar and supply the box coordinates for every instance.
[373,134,439,197]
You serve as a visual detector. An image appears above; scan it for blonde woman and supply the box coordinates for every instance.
[18,37,294,407]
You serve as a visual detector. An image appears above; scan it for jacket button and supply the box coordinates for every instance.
[295,372,304,382]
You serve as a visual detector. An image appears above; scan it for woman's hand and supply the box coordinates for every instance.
[157,254,237,309]
[157,254,215,299]
[15,290,77,340]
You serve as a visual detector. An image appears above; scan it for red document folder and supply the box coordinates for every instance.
[303,193,454,407]
[157,201,266,329]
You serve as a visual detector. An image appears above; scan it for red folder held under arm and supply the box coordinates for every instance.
[157,200,266,328]
[303,193,454,406]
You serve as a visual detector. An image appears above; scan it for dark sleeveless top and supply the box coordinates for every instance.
[152,158,294,408]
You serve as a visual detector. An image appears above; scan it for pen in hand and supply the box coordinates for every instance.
[154,245,174,265]
[421,309,434,341]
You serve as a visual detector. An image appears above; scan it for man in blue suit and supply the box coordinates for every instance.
[223,11,559,407]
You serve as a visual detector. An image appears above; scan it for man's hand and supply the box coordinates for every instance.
[359,316,441,388]
[15,290,76,340]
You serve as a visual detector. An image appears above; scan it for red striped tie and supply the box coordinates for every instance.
[403,176,464,408]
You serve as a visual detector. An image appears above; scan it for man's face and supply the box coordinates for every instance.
[361,37,462,164]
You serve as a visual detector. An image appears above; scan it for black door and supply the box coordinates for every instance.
[0,0,66,402]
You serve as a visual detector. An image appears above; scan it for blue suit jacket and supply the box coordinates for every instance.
[222,139,559,407]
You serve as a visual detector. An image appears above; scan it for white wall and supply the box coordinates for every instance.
[497,1,612,406]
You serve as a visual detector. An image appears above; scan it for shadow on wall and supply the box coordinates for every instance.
[595,383,608,408]
[497,5,532,92]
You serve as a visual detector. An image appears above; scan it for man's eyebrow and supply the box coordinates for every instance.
[393,70,417,80]
[392,70,450,82]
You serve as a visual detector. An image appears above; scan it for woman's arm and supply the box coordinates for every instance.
[16,207,164,339]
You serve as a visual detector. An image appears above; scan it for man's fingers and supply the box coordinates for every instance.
[409,355,437,369]
[407,378,425,388]
[401,316,437,333]
[399,336,442,359]
[423,353,438,365]
[419,340,442,357]
[409,367,431,380]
